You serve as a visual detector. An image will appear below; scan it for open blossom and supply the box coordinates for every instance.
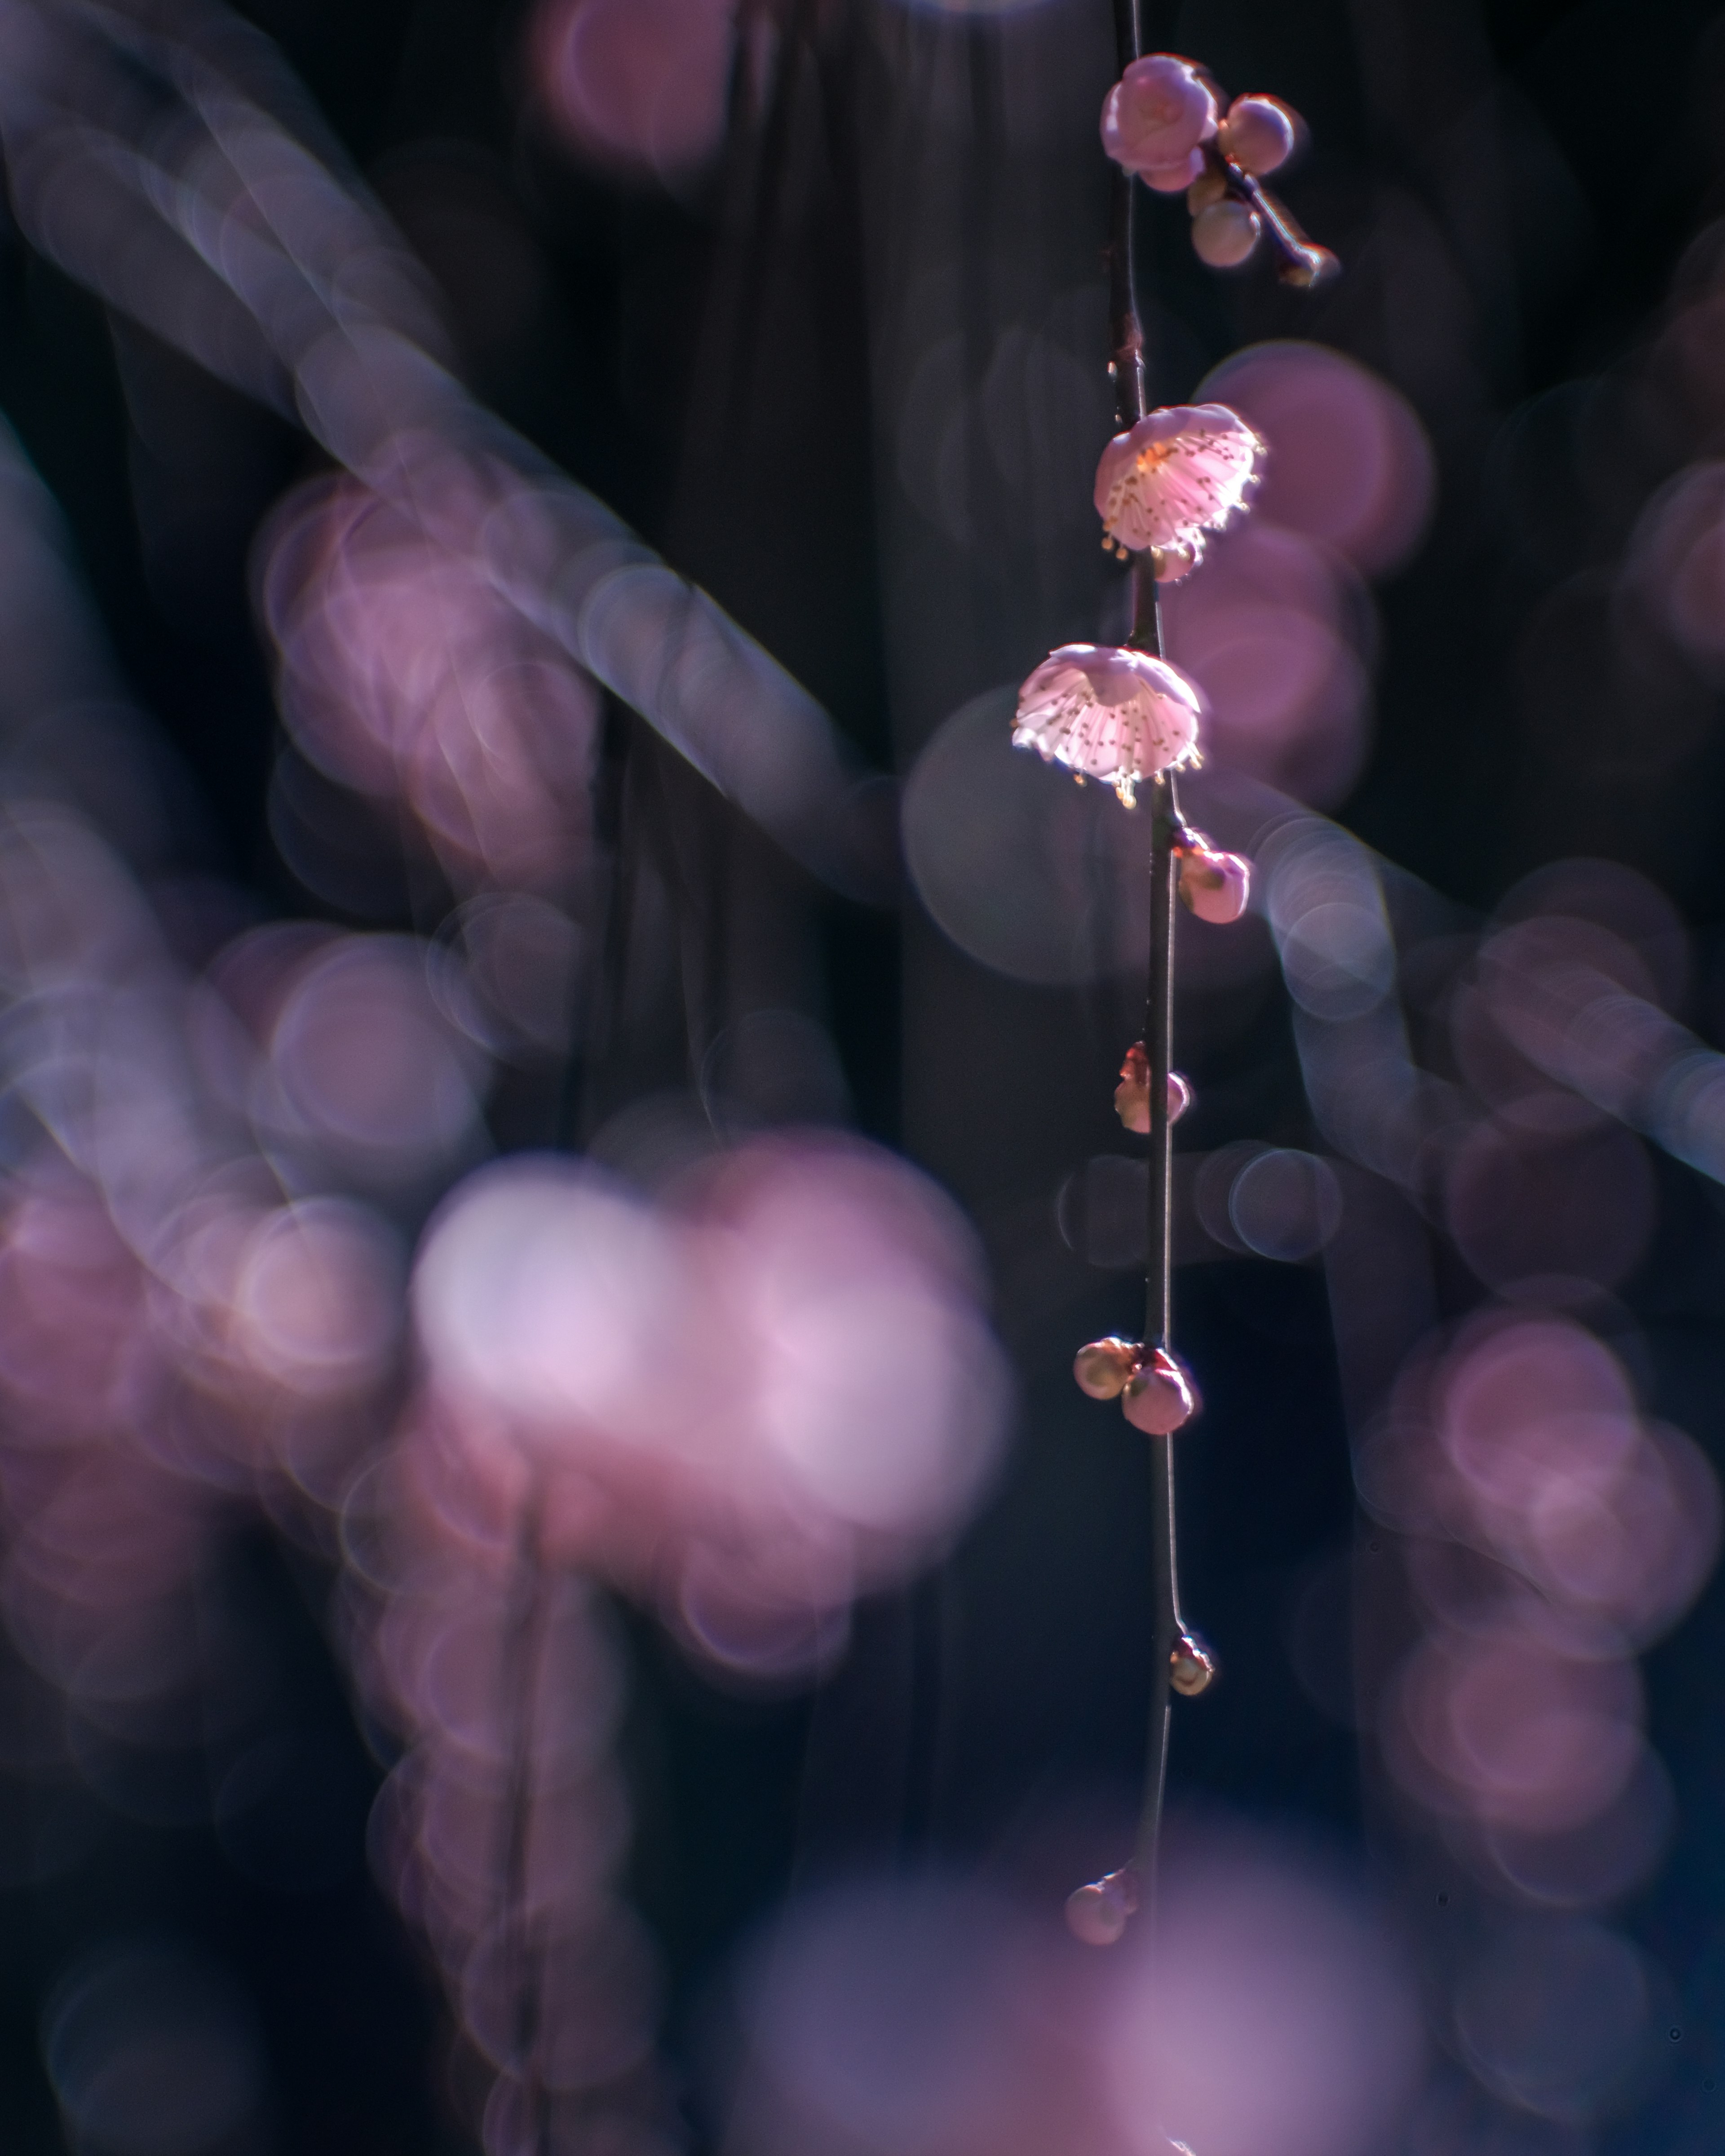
[1101,53,1218,181]
[1094,402,1265,559]
[1013,645,1203,807]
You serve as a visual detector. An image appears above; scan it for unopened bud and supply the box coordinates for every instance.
[1065,1865,1138,1945]
[1170,1633,1217,1695]
[1176,838,1252,924]
[1074,1335,1141,1400]
[1122,1348,1198,1434]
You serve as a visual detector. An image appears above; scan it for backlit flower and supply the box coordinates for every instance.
[1013,644,1204,807]
[1094,402,1265,559]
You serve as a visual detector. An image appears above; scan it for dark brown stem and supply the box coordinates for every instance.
[1123,565,1187,1905]
[1107,167,1146,431]
[1203,143,1340,288]
[1105,0,1145,430]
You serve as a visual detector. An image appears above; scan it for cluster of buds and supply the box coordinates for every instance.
[1073,1335,1199,1435]
[1101,51,1336,285]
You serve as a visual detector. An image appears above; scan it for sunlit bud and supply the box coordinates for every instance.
[1170,1633,1217,1695]
[1218,93,1297,175]
[1143,149,1205,193]
[1192,198,1262,268]
[1177,839,1252,923]
[1115,1044,1192,1134]
[1066,1865,1138,1945]
[1186,168,1229,214]
[1151,539,1202,583]
[1122,1348,1198,1434]
[1075,1335,1141,1400]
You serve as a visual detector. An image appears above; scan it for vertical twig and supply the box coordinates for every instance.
[498,1486,551,2155]
[1106,0,1187,1920]
[1135,697,1182,1899]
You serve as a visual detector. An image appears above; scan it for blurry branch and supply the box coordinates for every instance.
[1201,772,1725,1206]
[0,0,890,900]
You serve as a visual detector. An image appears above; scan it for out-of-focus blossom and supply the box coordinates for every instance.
[1386,1614,1646,1833]
[1217,95,1296,176]
[1101,55,1218,181]
[1199,344,1436,579]
[733,1838,1418,2156]
[1093,405,1265,560]
[411,1137,1009,1674]
[1067,1866,1138,1944]
[1177,836,1252,922]
[261,472,600,899]
[1013,645,1204,806]
[1452,1917,1658,2122]
[529,0,737,183]
[1103,1833,1423,2156]
[1160,520,1373,804]
[1121,1349,1197,1434]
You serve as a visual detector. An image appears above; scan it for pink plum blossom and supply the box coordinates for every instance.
[1013,644,1204,807]
[1101,54,1219,178]
[1094,403,1265,559]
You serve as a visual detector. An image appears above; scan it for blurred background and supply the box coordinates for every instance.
[0,0,1723,2152]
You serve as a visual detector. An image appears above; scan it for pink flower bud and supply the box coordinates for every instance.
[1100,54,1218,179]
[1065,1865,1138,1945]
[1176,838,1251,923]
[1151,540,1201,583]
[1170,1634,1217,1695]
[1192,198,1261,269]
[1114,1044,1192,1135]
[1121,1348,1198,1435]
[1217,93,1297,176]
[1074,1335,1140,1401]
